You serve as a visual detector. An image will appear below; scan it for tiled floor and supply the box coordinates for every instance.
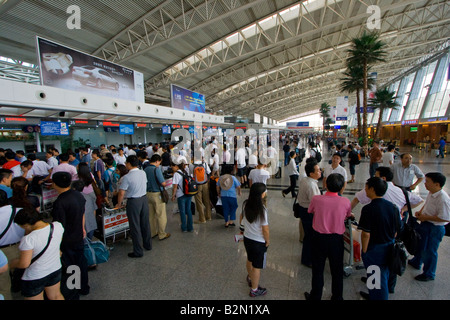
[82,142,450,300]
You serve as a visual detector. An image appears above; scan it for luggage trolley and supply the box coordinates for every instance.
[343,218,364,277]
[100,207,130,247]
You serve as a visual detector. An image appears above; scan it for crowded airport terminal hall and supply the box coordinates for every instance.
[0,0,449,310]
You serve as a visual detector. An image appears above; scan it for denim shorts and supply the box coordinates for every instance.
[21,268,62,298]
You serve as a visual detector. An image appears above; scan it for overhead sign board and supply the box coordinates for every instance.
[119,124,134,135]
[40,121,69,136]
[170,84,205,113]
[36,37,145,103]
[286,122,310,128]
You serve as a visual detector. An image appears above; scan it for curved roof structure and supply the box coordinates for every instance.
[0,0,449,122]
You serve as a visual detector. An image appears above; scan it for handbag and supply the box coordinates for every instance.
[84,237,110,267]
[388,204,407,276]
[92,179,106,208]
[293,197,301,218]
[399,188,421,255]
[154,168,169,204]
[389,239,408,276]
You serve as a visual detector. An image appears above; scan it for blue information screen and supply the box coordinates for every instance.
[119,124,134,135]
[40,121,70,136]
[170,84,205,113]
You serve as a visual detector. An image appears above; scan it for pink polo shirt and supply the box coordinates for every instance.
[308,192,352,235]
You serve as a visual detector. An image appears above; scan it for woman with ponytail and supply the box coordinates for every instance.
[240,182,269,297]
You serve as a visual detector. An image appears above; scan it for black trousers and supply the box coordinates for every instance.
[283,175,298,197]
[126,196,152,256]
[60,241,89,300]
[298,206,313,266]
[309,230,344,300]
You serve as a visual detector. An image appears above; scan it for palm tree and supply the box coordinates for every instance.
[346,32,387,145]
[368,87,400,140]
[340,63,376,139]
[319,102,331,137]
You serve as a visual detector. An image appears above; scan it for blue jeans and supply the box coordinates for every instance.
[284,152,290,166]
[369,162,379,178]
[221,196,238,223]
[349,163,356,176]
[177,195,193,232]
[362,241,393,300]
[409,221,445,279]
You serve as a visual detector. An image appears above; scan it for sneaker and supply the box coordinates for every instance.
[249,287,267,297]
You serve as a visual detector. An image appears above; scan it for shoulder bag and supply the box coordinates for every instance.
[399,188,421,255]
[388,205,407,276]
[30,223,54,265]
[0,206,16,241]
[10,223,54,293]
[154,168,169,204]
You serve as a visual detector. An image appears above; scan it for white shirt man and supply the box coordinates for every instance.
[392,153,424,190]
[248,165,271,186]
[235,147,247,169]
[46,154,58,169]
[416,174,450,227]
[114,151,127,166]
[382,150,395,167]
[30,159,52,178]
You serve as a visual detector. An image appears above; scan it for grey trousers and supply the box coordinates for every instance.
[126,196,152,256]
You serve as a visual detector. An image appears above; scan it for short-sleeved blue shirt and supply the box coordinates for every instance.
[219,175,241,198]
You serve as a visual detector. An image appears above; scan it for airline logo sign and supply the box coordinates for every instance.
[103,210,129,237]
[286,122,310,129]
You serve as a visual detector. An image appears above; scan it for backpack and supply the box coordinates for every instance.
[314,149,322,162]
[177,170,198,196]
[193,164,208,184]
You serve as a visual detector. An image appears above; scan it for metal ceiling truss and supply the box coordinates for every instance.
[205,3,450,119]
[145,0,447,97]
[0,59,40,84]
[93,0,269,63]
[240,44,448,121]
[213,25,448,115]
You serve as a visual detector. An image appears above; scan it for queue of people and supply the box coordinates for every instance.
[0,135,448,301]
[283,137,449,301]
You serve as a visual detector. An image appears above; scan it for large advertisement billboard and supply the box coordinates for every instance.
[170,84,206,113]
[36,37,145,103]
